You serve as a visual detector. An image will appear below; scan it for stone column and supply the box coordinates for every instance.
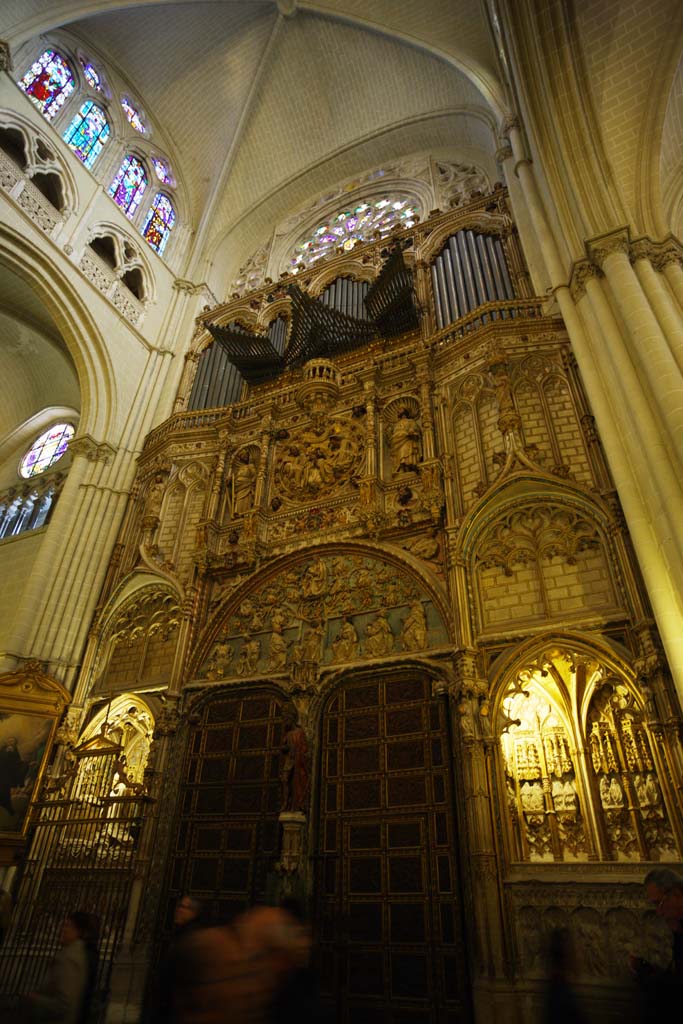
[500,114,683,700]
[588,231,683,471]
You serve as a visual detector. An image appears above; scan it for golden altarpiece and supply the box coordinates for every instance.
[5,189,683,1023]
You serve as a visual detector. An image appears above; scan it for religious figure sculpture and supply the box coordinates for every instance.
[280,713,310,813]
[400,601,427,651]
[364,611,394,656]
[206,639,234,680]
[236,637,260,676]
[268,630,288,672]
[232,450,257,516]
[145,473,166,518]
[390,407,422,473]
[331,617,359,662]
[520,780,544,813]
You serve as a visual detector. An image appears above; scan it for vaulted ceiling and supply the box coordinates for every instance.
[1,1,506,285]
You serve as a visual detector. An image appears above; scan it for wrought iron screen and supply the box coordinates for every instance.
[315,673,471,1024]
[0,743,147,1018]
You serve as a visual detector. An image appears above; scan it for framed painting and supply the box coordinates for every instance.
[0,663,70,840]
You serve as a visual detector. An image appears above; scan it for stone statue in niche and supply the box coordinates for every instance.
[236,637,260,676]
[145,473,166,518]
[400,601,427,651]
[267,630,288,672]
[331,617,359,662]
[520,780,544,813]
[231,450,257,516]
[390,407,422,473]
[364,611,395,656]
[280,711,309,813]
[206,639,234,680]
[599,774,625,809]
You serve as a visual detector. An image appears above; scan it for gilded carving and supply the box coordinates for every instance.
[400,601,428,651]
[230,449,258,516]
[388,406,423,474]
[272,415,364,503]
[197,551,447,680]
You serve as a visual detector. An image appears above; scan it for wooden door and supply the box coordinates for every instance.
[315,673,471,1024]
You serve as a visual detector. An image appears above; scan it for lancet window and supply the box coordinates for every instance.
[108,155,148,217]
[498,650,681,864]
[142,192,175,254]
[62,100,110,168]
[18,49,75,121]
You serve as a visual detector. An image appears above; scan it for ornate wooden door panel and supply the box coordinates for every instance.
[316,674,471,1024]
[167,689,286,922]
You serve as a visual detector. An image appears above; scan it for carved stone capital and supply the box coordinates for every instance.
[629,237,658,265]
[0,41,12,72]
[174,278,201,294]
[501,113,521,137]
[651,236,683,272]
[153,700,183,738]
[586,228,631,267]
[495,142,513,164]
[569,258,602,302]
[69,433,117,464]
[55,706,82,748]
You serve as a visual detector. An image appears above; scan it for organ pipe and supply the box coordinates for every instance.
[431,230,517,329]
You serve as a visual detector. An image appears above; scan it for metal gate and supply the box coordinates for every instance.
[0,737,149,1017]
[315,673,472,1024]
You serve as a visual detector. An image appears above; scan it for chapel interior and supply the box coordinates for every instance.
[0,2,683,1022]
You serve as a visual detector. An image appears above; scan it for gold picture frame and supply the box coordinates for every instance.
[0,662,70,841]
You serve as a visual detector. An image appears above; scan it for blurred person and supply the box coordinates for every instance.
[629,867,683,1020]
[149,895,206,1024]
[25,911,97,1024]
[542,927,586,1024]
[267,899,324,1024]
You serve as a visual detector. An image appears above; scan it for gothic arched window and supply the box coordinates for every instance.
[142,193,175,254]
[289,195,418,272]
[121,96,145,133]
[19,423,74,478]
[18,49,75,121]
[62,100,110,169]
[108,155,148,217]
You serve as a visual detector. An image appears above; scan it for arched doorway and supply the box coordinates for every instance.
[315,670,472,1024]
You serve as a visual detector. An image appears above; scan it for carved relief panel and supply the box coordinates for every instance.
[197,551,448,683]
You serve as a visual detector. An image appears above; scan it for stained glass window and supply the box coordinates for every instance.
[80,58,102,91]
[121,96,145,133]
[18,49,74,121]
[63,101,110,169]
[19,423,74,478]
[108,156,148,218]
[289,195,418,272]
[152,157,173,185]
[142,193,175,254]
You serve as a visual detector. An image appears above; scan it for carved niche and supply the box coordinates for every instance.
[95,586,181,694]
[587,680,679,861]
[197,551,449,682]
[474,501,621,632]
